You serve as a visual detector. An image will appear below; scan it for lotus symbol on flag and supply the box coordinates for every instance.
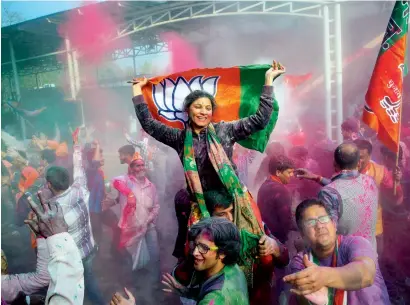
[152,76,219,124]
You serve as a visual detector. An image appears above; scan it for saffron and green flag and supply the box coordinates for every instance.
[363,1,409,152]
[141,64,279,152]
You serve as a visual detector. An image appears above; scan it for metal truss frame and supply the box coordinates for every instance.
[111,41,169,60]
[116,1,324,39]
[1,62,65,77]
[3,1,344,142]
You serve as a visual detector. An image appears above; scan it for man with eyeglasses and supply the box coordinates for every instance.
[171,188,288,305]
[284,199,390,305]
[162,217,249,305]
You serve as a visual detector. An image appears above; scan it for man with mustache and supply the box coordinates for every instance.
[284,199,390,305]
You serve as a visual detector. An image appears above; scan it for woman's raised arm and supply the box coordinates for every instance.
[132,78,183,150]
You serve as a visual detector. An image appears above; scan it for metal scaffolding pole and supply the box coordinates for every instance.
[132,47,137,75]
[9,39,26,139]
[65,38,76,100]
[72,50,85,126]
[323,5,332,140]
[334,3,343,144]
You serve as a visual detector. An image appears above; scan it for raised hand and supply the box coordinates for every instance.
[24,193,68,238]
[72,127,80,145]
[265,60,286,84]
[394,166,402,182]
[131,77,148,97]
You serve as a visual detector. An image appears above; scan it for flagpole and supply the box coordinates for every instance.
[393,104,402,196]
[394,26,408,196]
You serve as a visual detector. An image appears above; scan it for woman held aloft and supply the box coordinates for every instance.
[130,61,288,304]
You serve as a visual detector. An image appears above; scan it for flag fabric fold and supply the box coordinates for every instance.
[141,64,279,152]
[363,1,409,152]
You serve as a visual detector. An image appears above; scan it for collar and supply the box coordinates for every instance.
[270,175,283,184]
[196,266,227,300]
[52,187,71,200]
[331,170,359,181]
[361,162,371,174]
[128,176,151,188]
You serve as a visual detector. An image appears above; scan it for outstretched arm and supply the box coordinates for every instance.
[1,239,50,303]
[132,78,182,150]
[72,134,87,189]
[226,61,285,142]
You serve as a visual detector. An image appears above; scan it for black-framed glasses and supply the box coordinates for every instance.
[304,215,331,228]
[189,241,218,255]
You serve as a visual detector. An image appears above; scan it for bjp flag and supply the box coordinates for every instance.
[141,65,279,152]
[363,1,409,152]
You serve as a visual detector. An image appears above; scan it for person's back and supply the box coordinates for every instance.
[47,143,95,260]
[319,143,378,248]
[46,138,104,305]
[323,172,378,246]
[196,264,248,305]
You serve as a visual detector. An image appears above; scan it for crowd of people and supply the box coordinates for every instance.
[1,61,410,305]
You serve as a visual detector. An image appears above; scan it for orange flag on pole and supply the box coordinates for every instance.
[363,1,409,152]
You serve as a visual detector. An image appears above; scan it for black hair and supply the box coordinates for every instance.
[204,188,234,213]
[45,166,70,192]
[118,145,135,156]
[41,149,57,164]
[269,154,294,175]
[295,198,332,230]
[353,139,373,155]
[188,217,241,266]
[334,143,360,170]
[183,90,216,112]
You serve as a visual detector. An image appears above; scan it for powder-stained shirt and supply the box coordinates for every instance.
[318,170,378,249]
[50,145,95,259]
[290,236,390,305]
[133,86,274,193]
[46,232,84,305]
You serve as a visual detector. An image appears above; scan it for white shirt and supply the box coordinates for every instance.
[46,232,84,305]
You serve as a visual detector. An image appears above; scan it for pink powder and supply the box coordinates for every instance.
[58,2,131,64]
[160,32,203,73]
